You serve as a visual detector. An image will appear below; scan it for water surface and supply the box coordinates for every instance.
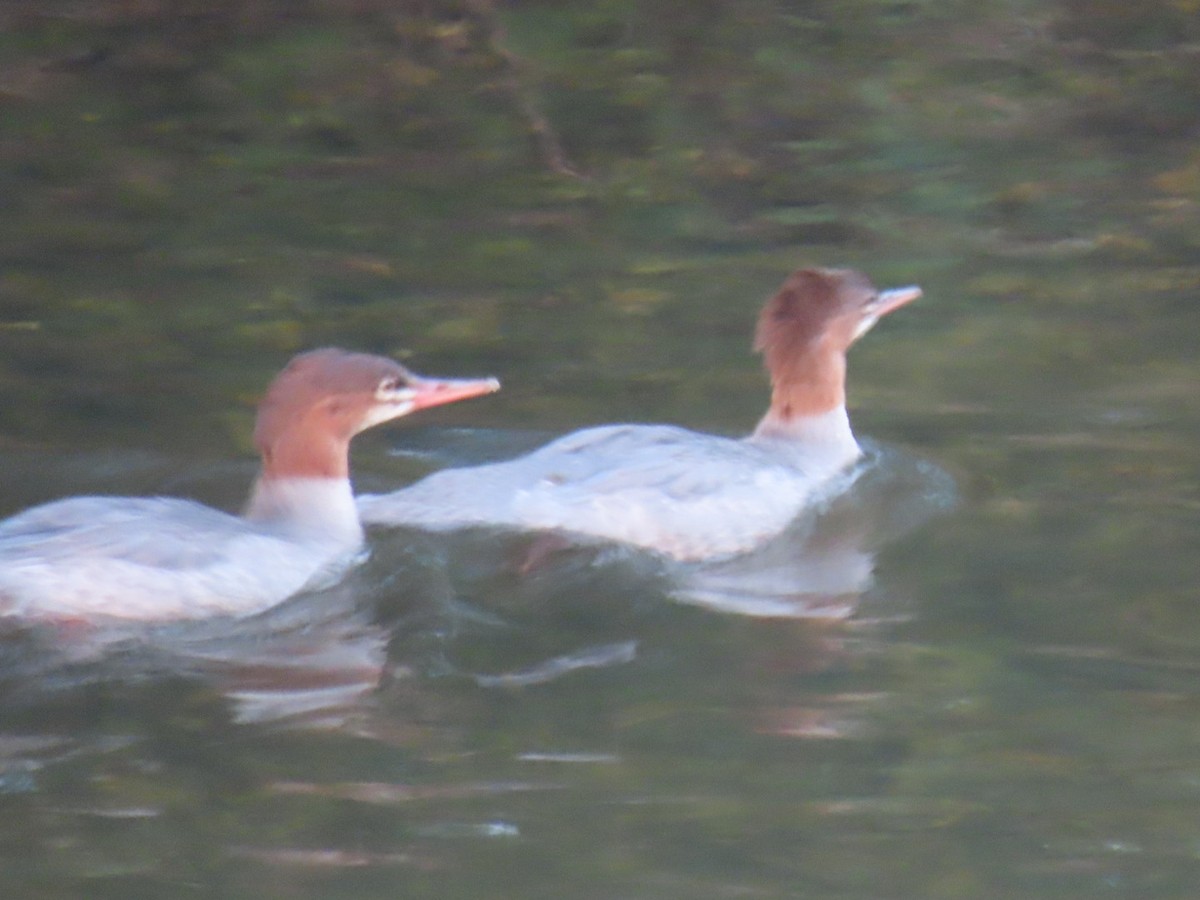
[2,2,1200,897]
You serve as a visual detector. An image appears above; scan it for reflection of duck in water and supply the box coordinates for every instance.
[0,578,395,731]
[355,440,953,711]
[0,349,498,622]
[360,268,922,562]
[669,439,955,618]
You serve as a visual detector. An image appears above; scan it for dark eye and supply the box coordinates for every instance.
[378,376,406,393]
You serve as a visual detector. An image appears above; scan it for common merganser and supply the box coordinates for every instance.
[358,267,920,560]
[0,349,499,622]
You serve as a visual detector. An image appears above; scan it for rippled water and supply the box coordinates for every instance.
[3,2,1200,897]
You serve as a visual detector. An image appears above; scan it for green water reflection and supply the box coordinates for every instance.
[2,1,1200,897]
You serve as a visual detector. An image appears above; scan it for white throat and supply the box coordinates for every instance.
[244,476,363,546]
[748,405,861,471]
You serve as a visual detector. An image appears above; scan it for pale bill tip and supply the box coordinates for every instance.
[875,285,922,315]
